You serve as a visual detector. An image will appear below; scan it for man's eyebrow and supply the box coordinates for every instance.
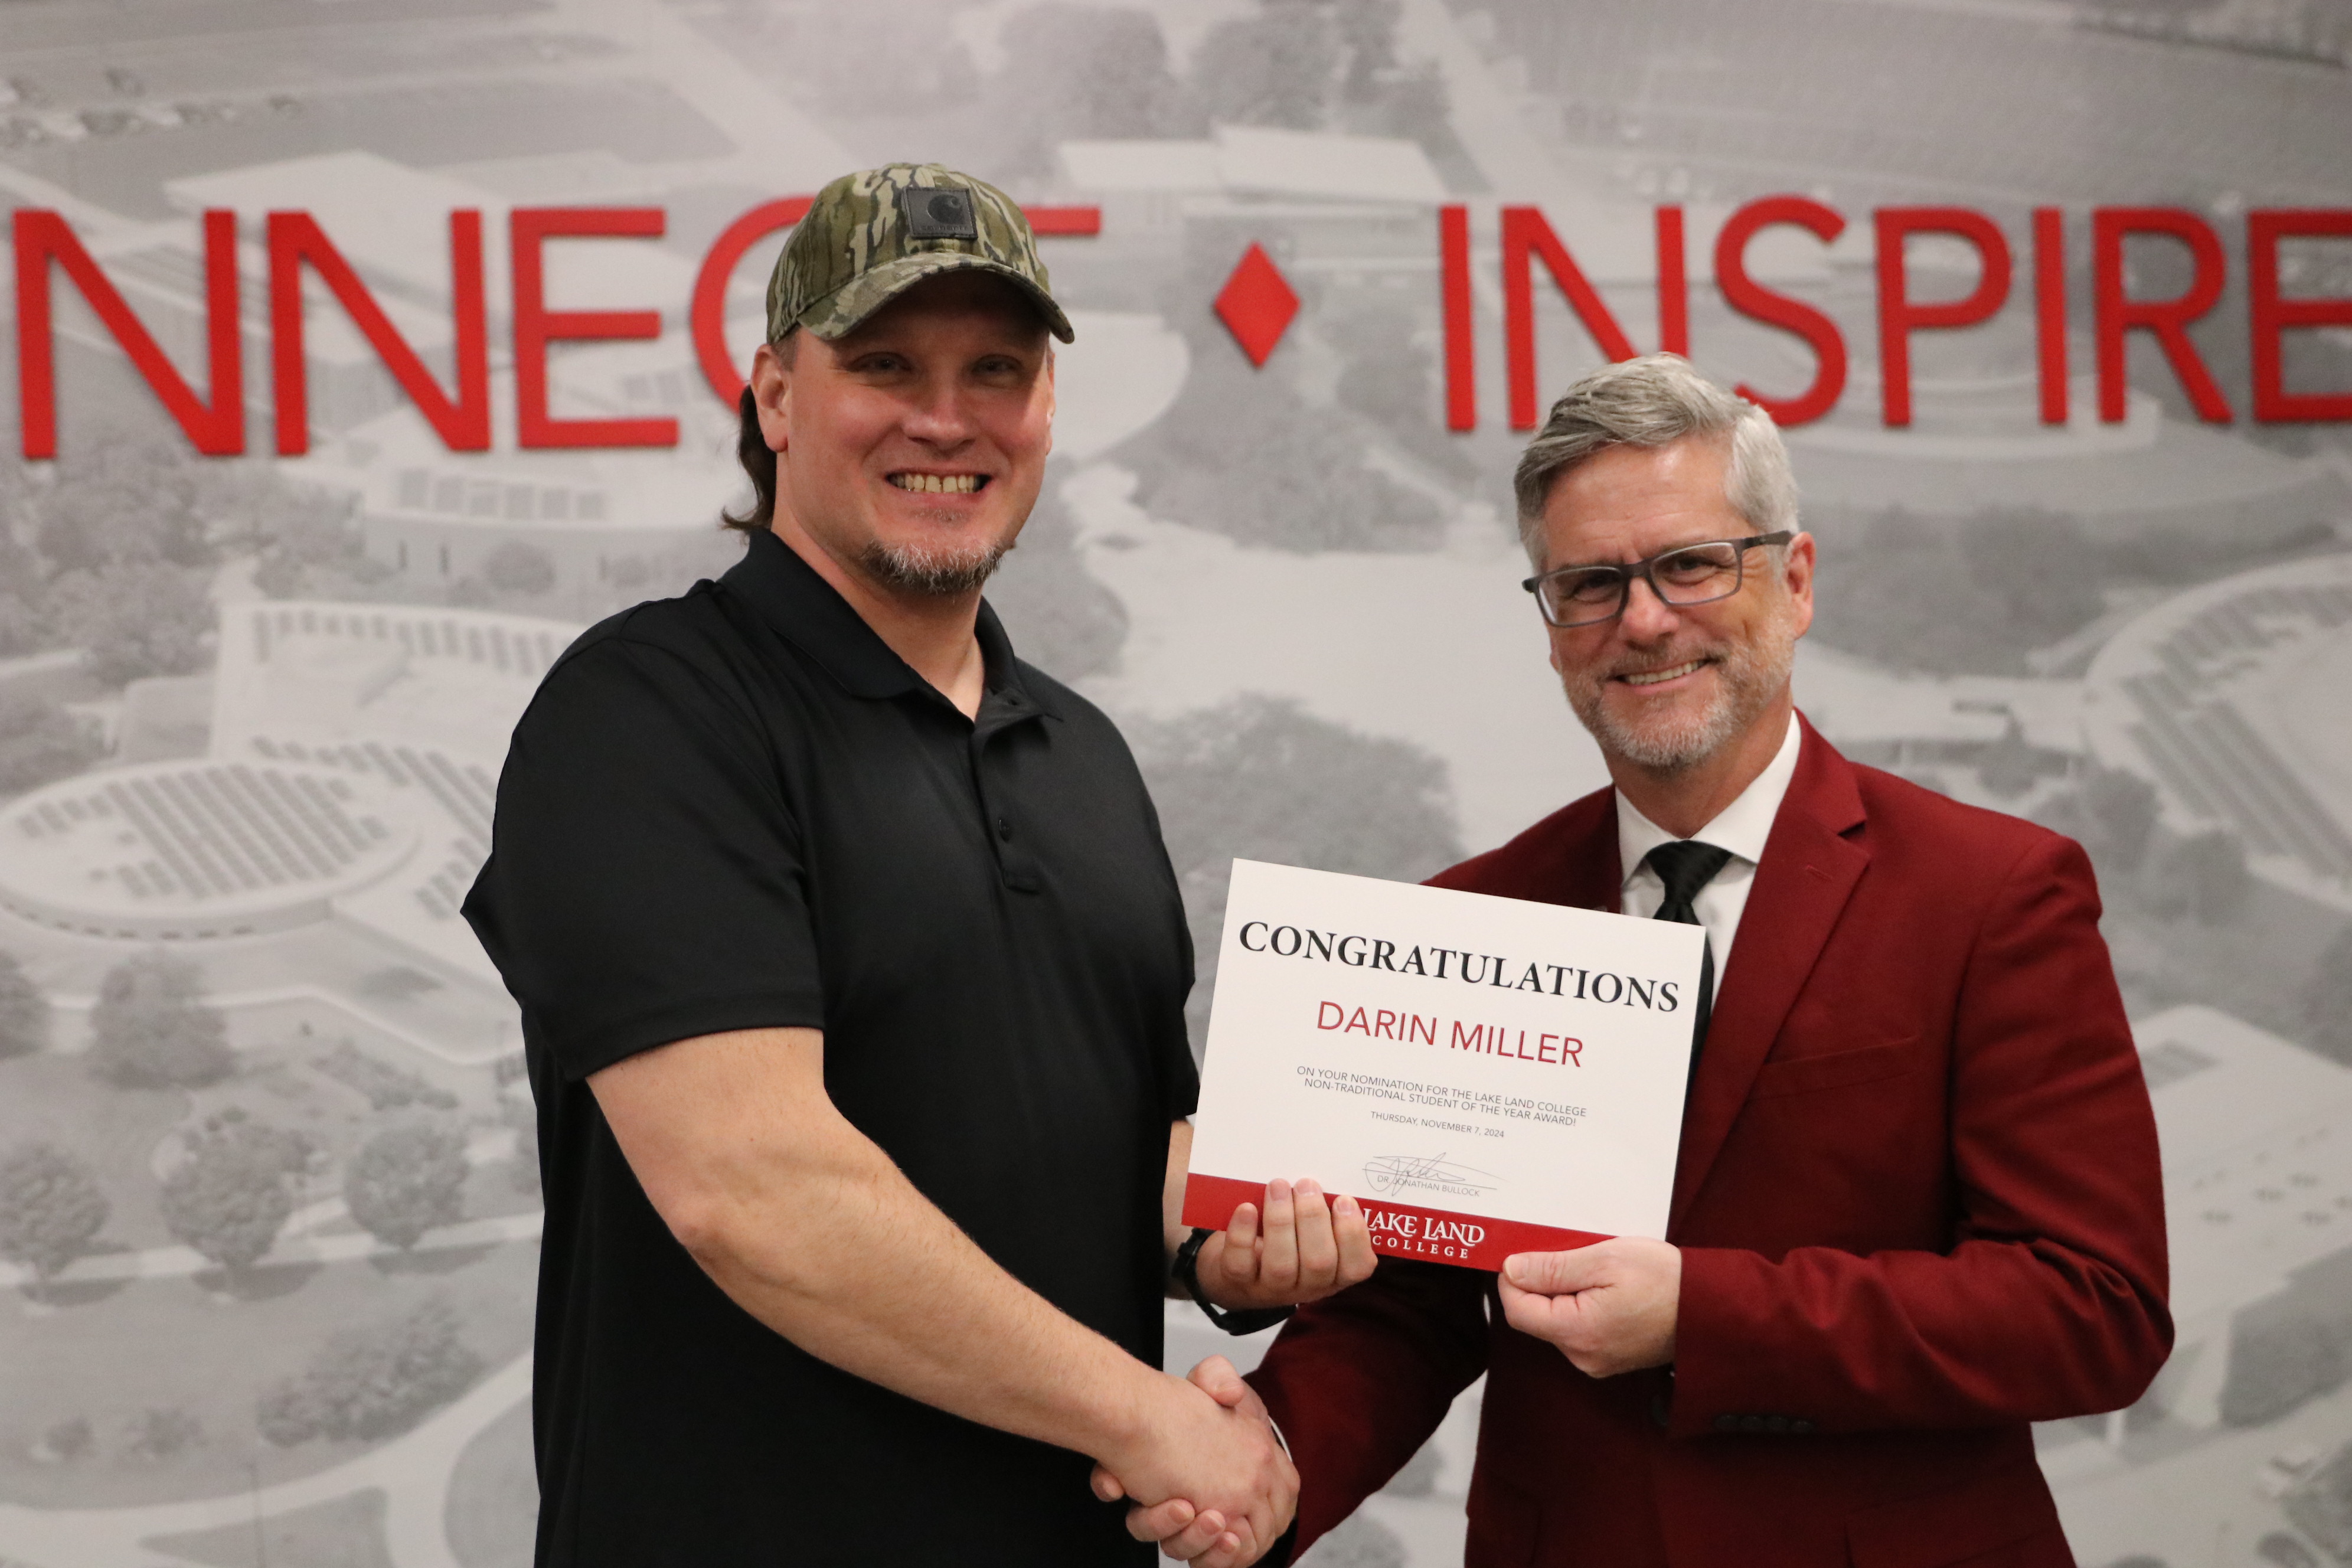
[1548,537,1732,571]
[1549,550,1642,572]
[837,334,1044,358]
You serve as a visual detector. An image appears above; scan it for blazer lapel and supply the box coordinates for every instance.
[1439,786,1622,913]
[1667,717,1870,1233]
[1551,793,1621,915]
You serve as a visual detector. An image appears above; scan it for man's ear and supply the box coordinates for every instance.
[1042,344,1056,458]
[1782,531,1817,639]
[749,341,793,456]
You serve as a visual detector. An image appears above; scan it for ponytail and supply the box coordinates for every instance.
[721,384,777,533]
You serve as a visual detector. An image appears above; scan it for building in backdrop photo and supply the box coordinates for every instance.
[1,0,2350,1564]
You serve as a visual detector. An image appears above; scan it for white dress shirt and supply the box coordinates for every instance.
[1615,713,1802,976]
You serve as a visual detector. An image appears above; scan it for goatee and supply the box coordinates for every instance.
[1566,611,1798,773]
[857,537,1011,598]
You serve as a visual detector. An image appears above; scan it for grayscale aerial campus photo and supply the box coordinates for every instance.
[1,0,2350,1563]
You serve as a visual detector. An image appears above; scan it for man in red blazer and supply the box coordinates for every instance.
[1127,354,2170,1567]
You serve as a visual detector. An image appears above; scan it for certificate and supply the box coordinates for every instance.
[1181,859,1706,1270]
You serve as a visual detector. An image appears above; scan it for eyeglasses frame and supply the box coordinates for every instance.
[1521,531,1796,630]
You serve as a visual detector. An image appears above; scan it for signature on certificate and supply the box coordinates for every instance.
[1363,1153,1498,1197]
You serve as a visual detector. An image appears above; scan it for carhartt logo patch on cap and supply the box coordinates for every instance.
[902,185,978,241]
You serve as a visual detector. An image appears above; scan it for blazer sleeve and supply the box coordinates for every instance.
[1669,834,2173,1436]
[1246,1259,1492,1555]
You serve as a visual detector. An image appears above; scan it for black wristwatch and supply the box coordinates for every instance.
[1174,1227,1296,1336]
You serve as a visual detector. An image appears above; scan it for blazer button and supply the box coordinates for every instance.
[995,817,1014,841]
[1713,1415,1737,1433]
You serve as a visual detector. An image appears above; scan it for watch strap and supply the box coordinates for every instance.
[1175,1226,1296,1337]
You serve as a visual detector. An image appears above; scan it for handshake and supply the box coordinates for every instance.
[1091,1354,1296,1568]
[1083,1178,1689,1565]
[1090,1178,1377,1567]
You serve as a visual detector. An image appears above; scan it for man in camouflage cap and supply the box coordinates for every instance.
[470,164,1367,1568]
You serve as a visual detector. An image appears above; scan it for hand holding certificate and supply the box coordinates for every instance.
[1184,1174,1377,1314]
[1182,860,1706,1272]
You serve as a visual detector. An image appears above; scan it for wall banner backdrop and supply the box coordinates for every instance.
[2,0,2351,1563]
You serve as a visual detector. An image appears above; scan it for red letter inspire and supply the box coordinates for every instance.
[1714,196,1848,426]
[2247,208,2352,423]
[1874,207,2011,427]
[2093,207,2232,424]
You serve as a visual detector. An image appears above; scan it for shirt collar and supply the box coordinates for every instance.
[1616,711,1803,886]
[718,528,1047,714]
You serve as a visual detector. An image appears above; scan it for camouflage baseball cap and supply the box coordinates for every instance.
[766,164,1074,345]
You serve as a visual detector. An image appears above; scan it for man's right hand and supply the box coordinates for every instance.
[1092,1357,1295,1567]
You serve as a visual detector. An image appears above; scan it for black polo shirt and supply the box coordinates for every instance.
[463,528,1197,1567]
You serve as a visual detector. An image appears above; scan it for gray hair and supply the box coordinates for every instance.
[1512,354,1798,565]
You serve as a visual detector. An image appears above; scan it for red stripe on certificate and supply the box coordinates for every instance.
[1180,1172,1608,1274]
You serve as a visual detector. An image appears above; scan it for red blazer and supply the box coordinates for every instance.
[1249,718,2170,1568]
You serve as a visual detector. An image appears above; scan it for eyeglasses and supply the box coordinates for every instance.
[1521,533,1793,629]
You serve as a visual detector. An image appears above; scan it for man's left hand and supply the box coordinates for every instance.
[1497,1237,1681,1377]
[1197,1180,1377,1311]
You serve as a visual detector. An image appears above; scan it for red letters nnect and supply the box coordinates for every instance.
[14,197,2351,459]
[11,198,1094,460]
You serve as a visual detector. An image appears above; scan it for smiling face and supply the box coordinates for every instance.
[1536,436,1814,773]
[752,269,1055,600]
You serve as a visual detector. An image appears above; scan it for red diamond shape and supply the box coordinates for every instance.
[1214,243,1299,368]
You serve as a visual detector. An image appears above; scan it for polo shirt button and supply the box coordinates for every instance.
[1739,1415,1766,1433]
[1713,1415,1737,1433]
[995,817,1013,841]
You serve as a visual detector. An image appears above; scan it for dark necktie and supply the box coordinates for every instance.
[1642,841,1734,1067]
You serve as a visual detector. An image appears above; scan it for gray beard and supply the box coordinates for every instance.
[856,535,1010,598]
[1565,612,1799,774]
